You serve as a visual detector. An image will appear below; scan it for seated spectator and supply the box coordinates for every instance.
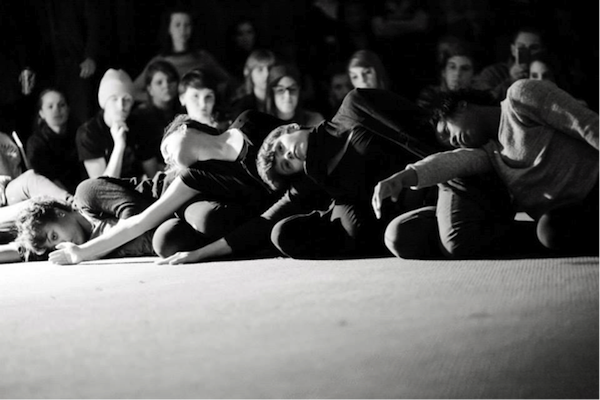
[76,68,160,180]
[320,62,354,119]
[339,0,376,54]
[370,0,433,98]
[179,68,230,131]
[131,6,231,104]
[131,60,182,169]
[228,49,277,120]
[224,17,261,84]
[416,39,478,108]
[347,50,391,90]
[473,25,546,103]
[265,63,325,127]
[26,88,85,193]
[375,80,598,259]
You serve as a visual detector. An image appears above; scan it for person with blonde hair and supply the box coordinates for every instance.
[228,49,278,120]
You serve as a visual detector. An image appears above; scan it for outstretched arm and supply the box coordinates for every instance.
[48,178,198,264]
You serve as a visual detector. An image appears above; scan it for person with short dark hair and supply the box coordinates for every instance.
[178,68,229,131]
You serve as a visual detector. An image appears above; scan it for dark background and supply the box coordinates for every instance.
[1,0,598,110]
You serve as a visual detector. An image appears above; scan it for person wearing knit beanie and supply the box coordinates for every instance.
[97,69,135,109]
[76,67,161,181]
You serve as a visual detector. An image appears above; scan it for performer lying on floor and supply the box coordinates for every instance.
[372,79,599,259]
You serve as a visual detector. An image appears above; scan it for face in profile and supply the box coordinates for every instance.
[179,87,216,125]
[104,94,133,123]
[348,66,378,89]
[169,12,193,47]
[39,90,69,131]
[442,56,474,91]
[273,76,300,117]
[272,128,309,176]
[147,71,178,105]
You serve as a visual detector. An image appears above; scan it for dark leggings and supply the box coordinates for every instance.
[272,187,432,260]
[152,201,254,257]
[536,183,599,254]
[385,174,531,260]
[385,177,599,259]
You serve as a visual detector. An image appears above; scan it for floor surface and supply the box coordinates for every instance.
[1,256,598,398]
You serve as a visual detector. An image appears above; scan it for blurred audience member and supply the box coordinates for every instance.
[319,62,354,119]
[225,17,261,84]
[473,25,545,103]
[416,38,478,107]
[132,6,231,104]
[265,64,325,127]
[370,0,433,98]
[26,89,84,193]
[131,60,182,170]
[347,50,391,90]
[228,49,278,120]
[179,68,230,132]
[77,69,160,180]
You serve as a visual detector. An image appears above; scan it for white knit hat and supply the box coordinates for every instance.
[97,68,134,108]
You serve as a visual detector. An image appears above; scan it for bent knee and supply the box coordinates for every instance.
[384,206,440,259]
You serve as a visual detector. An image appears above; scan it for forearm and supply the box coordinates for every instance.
[77,214,149,261]
[409,148,492,188]
[103,143,126,177]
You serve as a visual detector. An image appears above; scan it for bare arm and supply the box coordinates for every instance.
[48,178,198,264]
[83,122,128,178]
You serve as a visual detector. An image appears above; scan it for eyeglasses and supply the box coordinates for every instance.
[273,85,299,95]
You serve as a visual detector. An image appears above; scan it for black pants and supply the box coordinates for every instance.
[385,175,599,259]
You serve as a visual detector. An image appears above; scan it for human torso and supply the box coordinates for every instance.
[486,80,599,217]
